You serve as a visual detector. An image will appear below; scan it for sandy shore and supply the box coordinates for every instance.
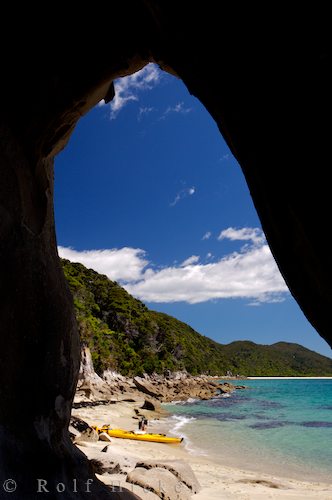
[72,399,332,499]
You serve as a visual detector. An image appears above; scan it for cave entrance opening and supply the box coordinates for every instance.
[54,63,330,382]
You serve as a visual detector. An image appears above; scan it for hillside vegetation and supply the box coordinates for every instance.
[62,259,332,377]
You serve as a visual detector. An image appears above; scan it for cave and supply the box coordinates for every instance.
[0,3,329,498]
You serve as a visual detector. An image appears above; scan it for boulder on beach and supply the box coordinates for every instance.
[219,382,236,394]
[135,460,201,494]
[76,443,138,481]
[140,398,163,412]
[90,458,123,475]
[75,427,99,443]
[69,415,100,442]
[141,399,156,411]
[99,432,112,442]
[127,467,191,500]
[70,415,90,433]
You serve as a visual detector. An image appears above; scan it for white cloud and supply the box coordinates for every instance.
[125,243,288,304]
[59,226,288,306]
[137,106,155,121]
[247,295,286,307]
[170,186,196,207]
[161,101,192,119]
[181,255,200,267]
[218,227,265,246]
[107,63,161,119]
[202,231,212,240]
[58,246,148,282]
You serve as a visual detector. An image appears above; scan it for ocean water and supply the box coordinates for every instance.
[163,379,332,482]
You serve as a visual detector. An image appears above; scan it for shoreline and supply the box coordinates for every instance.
[72,398,332,499]
[161,409,332,484]
[74,351,332,497]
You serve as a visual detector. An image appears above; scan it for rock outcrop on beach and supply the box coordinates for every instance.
[132,373,231,402]
[63,260,332,379]
[132,460,201,495]
[75,346,236,409]
[126,463,196,500]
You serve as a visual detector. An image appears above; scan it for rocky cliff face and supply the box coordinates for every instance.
[76,347,134,402]
[75,348,238,406]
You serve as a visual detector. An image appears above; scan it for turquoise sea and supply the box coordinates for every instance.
[163,379,332,482]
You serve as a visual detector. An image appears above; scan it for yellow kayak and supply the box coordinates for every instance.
[93,426,183,444]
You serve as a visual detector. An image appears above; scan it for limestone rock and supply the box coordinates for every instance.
[133,377,163,398]
[75,427,99,443]
[70,415,90,433]
[75,347,115,402]
[219,382,236,394]
[99,432,112,442]
[76,443,137,474]
[90,458,123,476]
[68,425,81,440]
[127,467,191,500]
[78,346,104,386]
[141,399,158,411]
[135,460,201,494]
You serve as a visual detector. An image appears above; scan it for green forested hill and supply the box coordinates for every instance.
[221,341,332,376]
[61,259,332,377]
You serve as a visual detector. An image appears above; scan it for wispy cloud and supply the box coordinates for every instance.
[160,101,192,120]
[170,186,196,207]
[181,255,200,267]
[202,231,212,240]
[137,106,155,121]
[101,63,161,119]
[218,227,265,246]
[219,153,230,162]
[59,227,288,306]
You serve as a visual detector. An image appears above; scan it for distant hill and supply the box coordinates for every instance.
[61,259,332,377]
[221,341,332,376]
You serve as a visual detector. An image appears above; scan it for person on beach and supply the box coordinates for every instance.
[138,417,146,431]
[138,417,148,432]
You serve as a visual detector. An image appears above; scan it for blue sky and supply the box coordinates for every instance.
[55,64,331,358]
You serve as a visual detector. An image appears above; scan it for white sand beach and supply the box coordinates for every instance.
[72,400,332,499]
